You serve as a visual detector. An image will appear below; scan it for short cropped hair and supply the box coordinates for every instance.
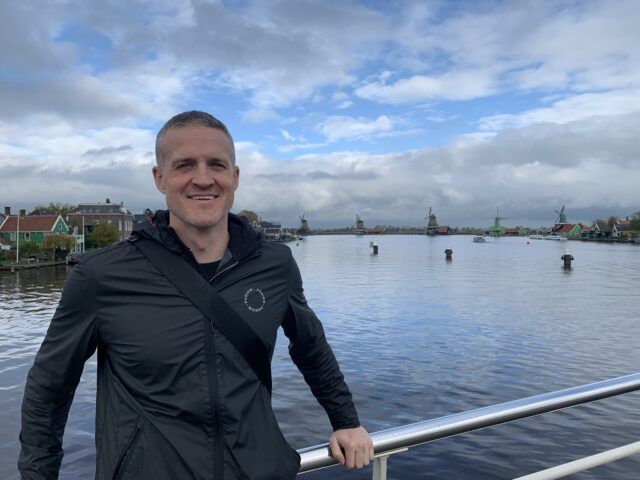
[155,110,235,167]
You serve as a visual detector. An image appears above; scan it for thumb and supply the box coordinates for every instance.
[329,435,345,465]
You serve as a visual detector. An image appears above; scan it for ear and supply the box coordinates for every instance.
[152,165,166,194]
[233,165,240,190]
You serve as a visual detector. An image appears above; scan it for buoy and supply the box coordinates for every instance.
[444,248,453,260]
[561,250,574,269]
[369,241,378,255]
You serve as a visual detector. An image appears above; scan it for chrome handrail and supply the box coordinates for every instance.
[297,372,640,473]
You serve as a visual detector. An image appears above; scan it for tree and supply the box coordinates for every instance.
[238,210,260,225]
[43,234,76,260]
[630,217,640,232]
[88,221,119,248]
[18,240,41,258]
[30,202,76,217]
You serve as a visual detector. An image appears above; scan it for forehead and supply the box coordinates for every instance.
[162,125,234,163]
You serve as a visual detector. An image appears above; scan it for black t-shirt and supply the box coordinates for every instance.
[200,260,220,281]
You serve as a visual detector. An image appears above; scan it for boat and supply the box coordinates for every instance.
[529,234,545,240]
[472,236,486,243]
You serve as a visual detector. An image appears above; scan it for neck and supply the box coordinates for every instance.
[171,221,229,264]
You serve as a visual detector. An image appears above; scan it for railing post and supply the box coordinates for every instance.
[372,456,387,480]
[372,447,408,480]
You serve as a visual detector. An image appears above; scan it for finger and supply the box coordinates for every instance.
[345,444,356,468]
[369,443,375,463]
[329,436,345,465]
[355,448,364,469]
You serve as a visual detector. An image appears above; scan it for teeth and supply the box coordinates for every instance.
[189,195,218,200]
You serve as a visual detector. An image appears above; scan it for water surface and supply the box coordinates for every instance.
[1,235,638,479]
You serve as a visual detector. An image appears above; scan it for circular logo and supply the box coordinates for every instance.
[244,288,266,312]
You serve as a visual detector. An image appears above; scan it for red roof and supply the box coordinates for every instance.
[437,226,449,233]
[558,224,577,233]
[505,227,520,233]
[0,215,60,233]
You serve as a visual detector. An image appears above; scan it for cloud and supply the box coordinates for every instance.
[478,89,640,131]
[82,145,133,157]
[355,70,496,104]
[318,115,394,142]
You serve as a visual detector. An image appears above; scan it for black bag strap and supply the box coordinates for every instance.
[129,237,272,395]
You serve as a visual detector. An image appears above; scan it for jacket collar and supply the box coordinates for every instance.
[133,210,262,263]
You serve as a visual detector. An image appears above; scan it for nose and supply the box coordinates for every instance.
[191,164,215,188]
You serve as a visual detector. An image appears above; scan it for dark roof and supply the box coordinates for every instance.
[616,223,632,232]
[72,203,133,215]
[595,221,612,232]
[0,215,62,233]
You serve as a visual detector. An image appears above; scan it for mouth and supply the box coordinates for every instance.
[187,194,219,201]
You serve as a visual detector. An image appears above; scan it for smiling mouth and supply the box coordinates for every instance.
[187,194,219,200]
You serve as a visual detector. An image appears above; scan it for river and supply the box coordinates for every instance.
[1,235,639,479]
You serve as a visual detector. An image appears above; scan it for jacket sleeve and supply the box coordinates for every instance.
[281,253,360,431]
[18,262,99,479]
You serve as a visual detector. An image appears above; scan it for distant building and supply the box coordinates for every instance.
[557,224,581,239]
[593,221,612,238]
[67,199,135,241]
[436,226,451,235]
[504,227,526,236]
[0,214,69,247]
[613,223,632,238]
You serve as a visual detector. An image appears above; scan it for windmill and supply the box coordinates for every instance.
[425,206,439,235]
[355,214,365,235]
[298,214,309,235]
[554,205,567,226]
[487,208,508,236]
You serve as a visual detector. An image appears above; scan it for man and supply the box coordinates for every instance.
[19,111,373,479]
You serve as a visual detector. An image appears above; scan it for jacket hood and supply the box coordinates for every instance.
[132,210,262,262]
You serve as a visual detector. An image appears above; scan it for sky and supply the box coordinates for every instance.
[1,0,639,228]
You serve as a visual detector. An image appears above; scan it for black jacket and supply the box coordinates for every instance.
[19,212,359,479]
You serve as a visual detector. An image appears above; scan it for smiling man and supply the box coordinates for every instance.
[19,111,372,479]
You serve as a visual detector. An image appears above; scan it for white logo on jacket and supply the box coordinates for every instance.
[243,288,266,312]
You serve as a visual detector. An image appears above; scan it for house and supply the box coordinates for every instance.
[613,223,633,238]
[437,225,451,235]
[557,223,581,239]
[504,227,527,236]
[580,225,591,239]
[0,213,69,247]
[67,199,135,241]
[593,221,612,238]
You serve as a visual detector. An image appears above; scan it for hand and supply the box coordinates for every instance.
[329,426,374,469]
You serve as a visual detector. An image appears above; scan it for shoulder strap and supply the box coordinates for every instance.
[129,237,272,395]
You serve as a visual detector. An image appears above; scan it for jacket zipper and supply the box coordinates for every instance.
[202,253,259,479]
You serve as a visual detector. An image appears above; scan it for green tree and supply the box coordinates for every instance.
[630,217,640,231]
[88,221,119,248]
[43,234,76,260]
[238,210,260,225]
[18,240,41,258]
[30,202,76,217]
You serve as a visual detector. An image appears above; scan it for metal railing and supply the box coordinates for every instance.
[297,373,640,478]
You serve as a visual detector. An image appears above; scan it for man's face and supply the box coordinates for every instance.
[153,124,239,235]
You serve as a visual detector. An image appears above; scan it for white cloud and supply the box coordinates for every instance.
[478,89,640,131]
[318,115,394,142]
[355,70,496,104]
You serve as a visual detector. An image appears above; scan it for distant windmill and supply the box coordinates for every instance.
[487,208,509,236]
[425,205,439,235]
[298,213,309,235]
[355,214,365,235]
[555,205,567,225]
